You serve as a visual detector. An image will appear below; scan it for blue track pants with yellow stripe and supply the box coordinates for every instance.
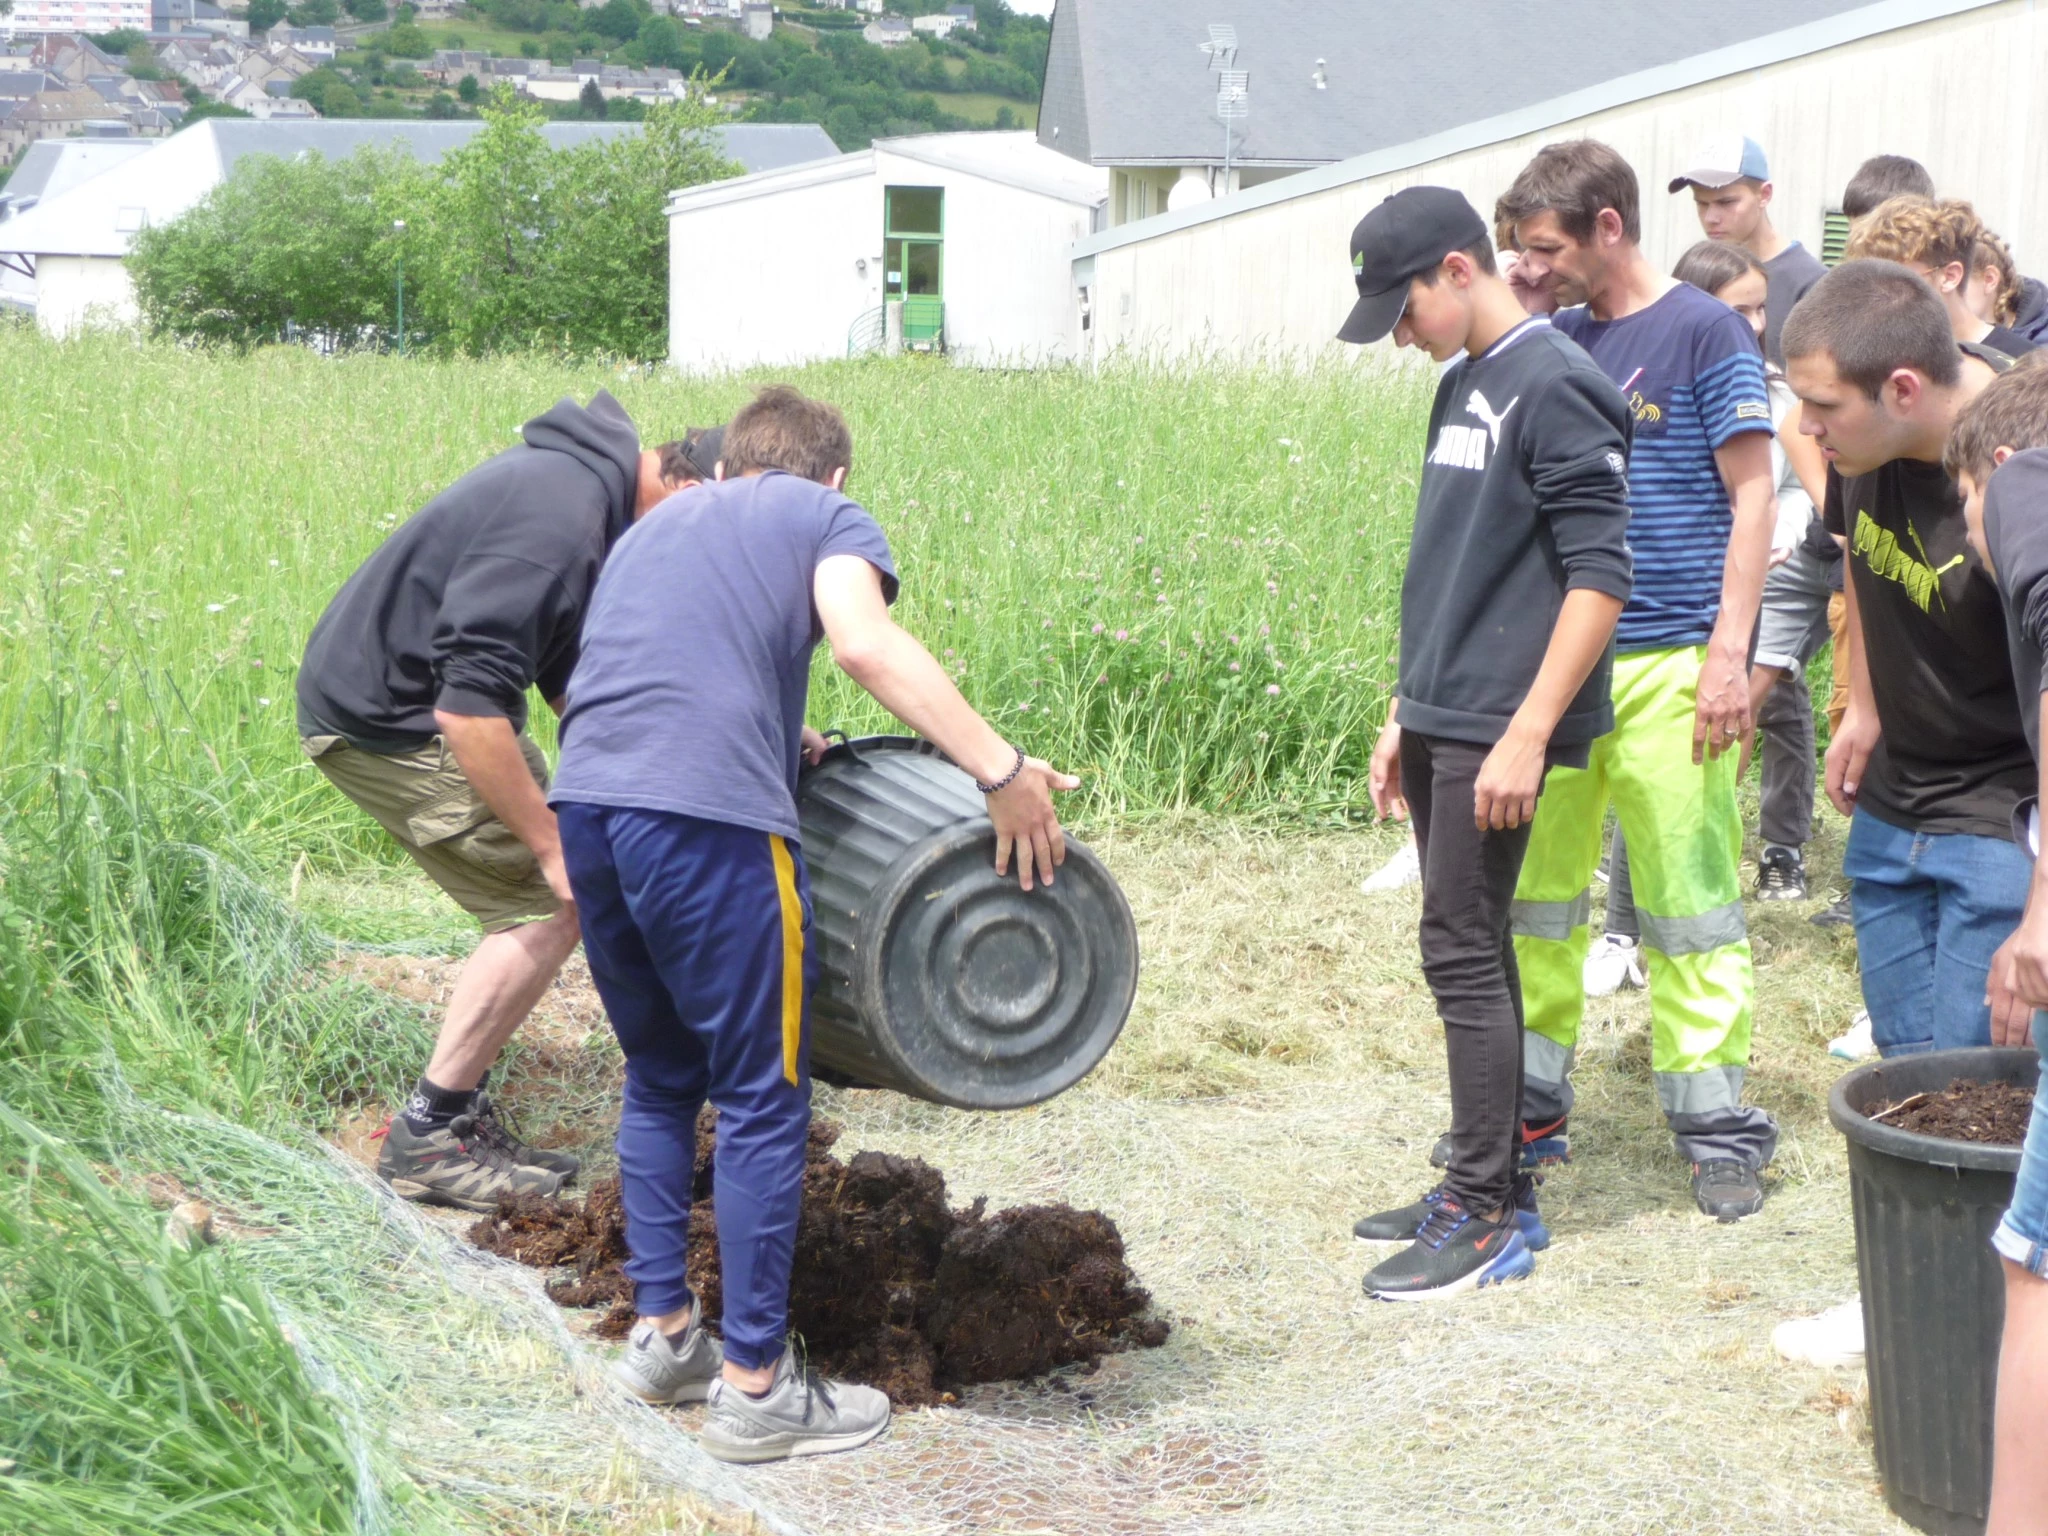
[1511,646,1778,1167]
[558,802,814,1370]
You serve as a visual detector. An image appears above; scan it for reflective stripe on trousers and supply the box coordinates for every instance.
[1509,646,1772,1162]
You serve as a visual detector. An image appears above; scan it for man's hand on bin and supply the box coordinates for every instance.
[988,759,1080,893]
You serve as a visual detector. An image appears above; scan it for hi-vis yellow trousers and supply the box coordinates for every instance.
[1510,646,1779,1166]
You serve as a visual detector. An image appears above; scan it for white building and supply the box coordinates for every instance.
[862,16,910,46]
[1053,0,2048,366]
[666,130,1106,370]
[2,117,837,336]
[910,12,958,39]
[742,2,772,41]
[1,0,148,34]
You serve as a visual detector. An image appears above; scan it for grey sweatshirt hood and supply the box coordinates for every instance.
[523,390,641,543]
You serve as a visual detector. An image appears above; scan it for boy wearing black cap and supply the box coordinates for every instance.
[1342,187,1633,1300]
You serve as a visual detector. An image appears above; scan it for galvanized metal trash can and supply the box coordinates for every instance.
[795,736,1138,1111]
[1828,1047,2038,1536]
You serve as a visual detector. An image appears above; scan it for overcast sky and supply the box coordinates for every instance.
[1010,0,1053,15]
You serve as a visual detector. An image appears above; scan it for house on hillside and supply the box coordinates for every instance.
[1057,0,2048,365]
[264,24,335,60]
[665,130,1107,369]
[742,3,773,42]
[910,12,959,39]
[0,117,840,335]
[862,16,911,46]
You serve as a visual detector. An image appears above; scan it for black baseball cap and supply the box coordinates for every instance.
[1337,186,1489,345]
[678,424,725,479]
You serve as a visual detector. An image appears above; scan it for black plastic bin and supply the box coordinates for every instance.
[794,735,1139,1111]
[1828,1046,2039,1536]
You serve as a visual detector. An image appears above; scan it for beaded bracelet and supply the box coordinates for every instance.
[975,746,1027,795]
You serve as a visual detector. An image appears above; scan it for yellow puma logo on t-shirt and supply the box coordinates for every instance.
[1851,509,1965,613]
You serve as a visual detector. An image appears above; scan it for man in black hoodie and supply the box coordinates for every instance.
[297,394,711,1212]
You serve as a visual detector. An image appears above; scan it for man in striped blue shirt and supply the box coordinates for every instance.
[1492,141,1782,1221]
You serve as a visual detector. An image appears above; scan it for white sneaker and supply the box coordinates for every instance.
[1360,838,1421,893]
[1772,1298,1864,1367]
[1583,934,1645,997]
[1828,1011,1878,1061]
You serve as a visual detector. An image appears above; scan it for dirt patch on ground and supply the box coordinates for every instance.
[468,1110,1169,1407]
[1874,1078,2036,1145]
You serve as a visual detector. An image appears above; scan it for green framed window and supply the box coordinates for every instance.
[884,185,943,300]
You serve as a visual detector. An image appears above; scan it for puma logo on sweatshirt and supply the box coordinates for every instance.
[1426,389,1520,470]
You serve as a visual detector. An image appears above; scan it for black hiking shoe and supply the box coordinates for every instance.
[1362,1198,1535,1302]
[1809,894,1854,930]
[1755,845,1808,901]
[472,1089,581,1181]
[375,1113,563,1213]
[1430,1118,1570,1171]
[1691,1158,1765,1223]
[1354,1174,1551,1251]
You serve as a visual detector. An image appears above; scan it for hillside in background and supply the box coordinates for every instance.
[406,0,1048,144]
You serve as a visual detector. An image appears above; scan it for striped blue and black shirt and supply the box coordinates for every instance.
[1556,285,1772,652]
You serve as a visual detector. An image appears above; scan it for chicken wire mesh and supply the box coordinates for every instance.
[87,825,1910,1536]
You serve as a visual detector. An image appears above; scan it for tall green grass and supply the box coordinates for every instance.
[0,327,1426,1529]
[0,328,1427,854]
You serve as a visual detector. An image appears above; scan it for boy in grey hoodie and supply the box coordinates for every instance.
[298,393,708,1211]
[1339,187,1633,1300]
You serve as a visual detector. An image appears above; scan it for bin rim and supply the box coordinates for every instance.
[1826,1045,2035,1174]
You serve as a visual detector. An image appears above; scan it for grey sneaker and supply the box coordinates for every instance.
[375,1113,562,1213]
[613,1300,724,1405]
[699,1350,891,1464]
[471,1089,582,1182]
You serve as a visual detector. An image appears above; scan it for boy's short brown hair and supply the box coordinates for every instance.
[1841,154,1935,221]
[722,385,854,485]
[1781,259,1960,399]
[1415,237,1499,283]
[1495,139,1642,247]
[1945,351,2048,486]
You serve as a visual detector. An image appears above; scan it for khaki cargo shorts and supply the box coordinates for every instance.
[303,733,561,933]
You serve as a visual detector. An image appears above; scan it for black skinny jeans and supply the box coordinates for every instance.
[1401,730,1542,1217]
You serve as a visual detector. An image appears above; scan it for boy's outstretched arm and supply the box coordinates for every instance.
[1472,590,1624,830]
[814,554,1079,891]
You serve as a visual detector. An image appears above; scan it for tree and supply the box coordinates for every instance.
[88,26,146,50]
[129,145,430,346]
[383,21,432,56]
[125,42,165,80]
[457,73,480,103]
[589,0,643,42]
[342,0,385,18]
[290,0,339,24]
[577,78,606,119]
[243,0,287,32]
[632,15,688,70]
[320,80,361,116]
[289,65,349,101]
[177,99,254,127]
[424,90,457,118]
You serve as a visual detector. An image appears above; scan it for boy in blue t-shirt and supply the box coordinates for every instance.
[1493,140,1782,1220]
[550,385,1076,1463]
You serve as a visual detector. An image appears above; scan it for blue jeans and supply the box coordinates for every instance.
[1843,810,2029,1056]
[1993,1016,2048,1278]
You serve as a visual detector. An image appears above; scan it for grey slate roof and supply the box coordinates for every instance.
[201,118,839,176]
[1039,0,1915,168]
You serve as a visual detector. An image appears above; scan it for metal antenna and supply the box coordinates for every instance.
[1216,66,1248,193]
[1198,22,1237,69]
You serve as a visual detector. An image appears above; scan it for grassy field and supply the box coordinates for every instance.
[0,328,1896,1534]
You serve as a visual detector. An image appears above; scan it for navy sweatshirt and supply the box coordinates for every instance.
[297,392,642,751]
[1395,318,1635,747]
